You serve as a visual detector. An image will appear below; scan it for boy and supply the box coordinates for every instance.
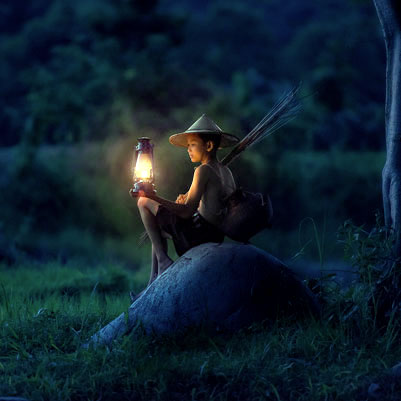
[130,114,239,293]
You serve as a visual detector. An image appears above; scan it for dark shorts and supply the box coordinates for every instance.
[156,205,225,256]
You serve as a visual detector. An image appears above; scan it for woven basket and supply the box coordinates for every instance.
[221,188,273,242]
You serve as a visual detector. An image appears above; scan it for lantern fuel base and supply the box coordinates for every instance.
[132,137,156,195]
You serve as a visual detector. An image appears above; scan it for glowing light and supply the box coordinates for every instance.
[132,137,156,194]
[134,147,154,181]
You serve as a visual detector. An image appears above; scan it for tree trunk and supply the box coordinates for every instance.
[373,0,401,258]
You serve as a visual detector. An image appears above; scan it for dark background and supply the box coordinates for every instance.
[0,0,386,268]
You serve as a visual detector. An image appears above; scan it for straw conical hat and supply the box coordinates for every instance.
[169,114,240,148]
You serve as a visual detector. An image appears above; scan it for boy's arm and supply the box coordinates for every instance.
[135,165,209,219]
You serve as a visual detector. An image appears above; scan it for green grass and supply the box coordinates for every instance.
[0,254,401,401]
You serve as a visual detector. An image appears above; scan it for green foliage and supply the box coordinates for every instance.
[0,0,189,145]
[337,212,395,283]
[270,150,385,231]
[1,255,401,400]
[0,143,146,263]
[0,0,389,267]
[0,2,398,397]
[0,144,386,264]
[0,0,385,150]
[336,213,401,327]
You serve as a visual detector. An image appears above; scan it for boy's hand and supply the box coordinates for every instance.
[129,189,146,198]
[175,193,188,204]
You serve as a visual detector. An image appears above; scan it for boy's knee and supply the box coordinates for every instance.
[137,197,148,208]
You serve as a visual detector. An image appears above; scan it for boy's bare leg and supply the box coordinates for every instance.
[130,242,168,303]
[130,199,173,304]
[148,247,158,286]
[157,236,171,275]
[148,238,168,285]
[130,229,170,304]
[137,198,173,273]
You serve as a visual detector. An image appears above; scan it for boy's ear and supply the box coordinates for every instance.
[206,140,214,152]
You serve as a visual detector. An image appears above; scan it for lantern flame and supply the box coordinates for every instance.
[134,153,153,181]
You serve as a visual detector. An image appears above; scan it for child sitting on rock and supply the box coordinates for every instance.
[130,114,239,299]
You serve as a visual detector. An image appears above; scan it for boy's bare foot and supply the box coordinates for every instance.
[129,288,145,304]
[129,291,138,303]
[158,258,173,275]
[147,274,158,287]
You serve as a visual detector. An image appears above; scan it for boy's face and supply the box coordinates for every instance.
[186,134,209,163]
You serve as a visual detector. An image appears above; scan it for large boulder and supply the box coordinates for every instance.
[89,243,320,346]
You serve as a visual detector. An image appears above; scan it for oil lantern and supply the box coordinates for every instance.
[131,137,156,195]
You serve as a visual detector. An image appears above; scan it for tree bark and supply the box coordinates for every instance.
[373,0,401,258]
